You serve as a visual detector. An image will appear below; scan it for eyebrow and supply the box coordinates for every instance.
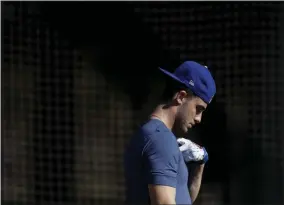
[197,105,206,111]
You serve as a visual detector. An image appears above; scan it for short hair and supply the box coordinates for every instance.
[160,78,195,103]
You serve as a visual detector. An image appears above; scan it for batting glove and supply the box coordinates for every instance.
[177,138,208,164]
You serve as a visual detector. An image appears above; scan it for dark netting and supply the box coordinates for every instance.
[132,3,284,204]
[2,2,284,205]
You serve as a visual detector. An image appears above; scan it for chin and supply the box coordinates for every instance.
[181,127,189,135]
[173,124,188,137]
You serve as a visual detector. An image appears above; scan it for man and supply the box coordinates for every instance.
[124,61,216,205]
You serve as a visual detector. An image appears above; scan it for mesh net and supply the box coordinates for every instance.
[2,2,284,205]
[132,3,283,204]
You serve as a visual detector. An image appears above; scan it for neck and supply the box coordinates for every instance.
[150,104,176,130]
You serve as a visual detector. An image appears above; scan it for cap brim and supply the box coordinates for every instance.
[159,67,186,86]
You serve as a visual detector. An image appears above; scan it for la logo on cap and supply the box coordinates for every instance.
[189,80,194,86]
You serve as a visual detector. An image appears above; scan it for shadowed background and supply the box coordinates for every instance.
[2,2,284,205]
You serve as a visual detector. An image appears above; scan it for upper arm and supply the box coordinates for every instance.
[143,134,180,204]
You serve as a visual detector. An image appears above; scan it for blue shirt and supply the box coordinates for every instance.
[124,119,191,205]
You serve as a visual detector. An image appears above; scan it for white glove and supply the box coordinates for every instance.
[177,138,205,162]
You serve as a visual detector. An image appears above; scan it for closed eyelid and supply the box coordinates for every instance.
[196,105,205,112]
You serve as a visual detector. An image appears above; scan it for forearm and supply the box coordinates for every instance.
[149,194,176,205]
[150,198,176,205]
[189,164,204,203]
[148,185,176,205]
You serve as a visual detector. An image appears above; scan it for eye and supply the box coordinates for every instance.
[196,105,205,114]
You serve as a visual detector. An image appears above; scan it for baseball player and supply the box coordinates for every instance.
[124,61,216,205]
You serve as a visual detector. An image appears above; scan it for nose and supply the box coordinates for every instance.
[194,114,202,124]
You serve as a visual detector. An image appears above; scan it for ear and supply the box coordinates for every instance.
[175,90,187,105]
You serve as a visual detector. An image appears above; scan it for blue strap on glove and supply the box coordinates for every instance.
[201,147,209,164]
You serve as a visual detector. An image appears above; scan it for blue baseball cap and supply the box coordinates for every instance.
[159,61,216,104]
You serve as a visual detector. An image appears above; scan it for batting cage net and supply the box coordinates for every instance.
[2,2,284,205]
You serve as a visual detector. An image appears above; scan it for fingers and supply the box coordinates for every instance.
[191,141,202,149]
[177,138,188,151]
[179,144,188,152]
[177,138,186,145]
[177,138,202,149]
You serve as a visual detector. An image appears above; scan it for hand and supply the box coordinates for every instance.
[177,138,208,164]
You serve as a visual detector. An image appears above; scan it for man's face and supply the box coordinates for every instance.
[173,91,207,137]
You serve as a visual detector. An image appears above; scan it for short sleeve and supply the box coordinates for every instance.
[143,134,180,188]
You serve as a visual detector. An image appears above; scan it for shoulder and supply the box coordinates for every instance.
[140,119,178,146]
[128,119,179,156]
[141,121,179,158]
[143,131,180,157]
